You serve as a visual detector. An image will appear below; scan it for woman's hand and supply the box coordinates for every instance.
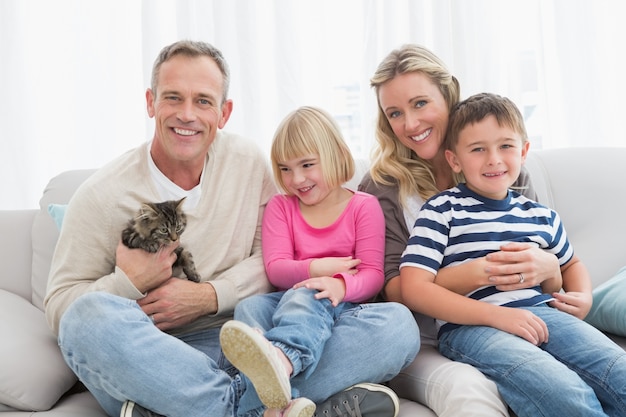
[434,242,562,295]
[485,242,562,293]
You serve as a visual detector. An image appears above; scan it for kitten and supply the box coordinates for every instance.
[121,198,200,282]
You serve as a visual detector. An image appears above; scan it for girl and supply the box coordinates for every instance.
[220,106,414,417]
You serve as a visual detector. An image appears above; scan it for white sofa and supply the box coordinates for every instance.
[1,147,625,416]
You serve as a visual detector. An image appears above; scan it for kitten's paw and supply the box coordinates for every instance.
[186,272,201,282]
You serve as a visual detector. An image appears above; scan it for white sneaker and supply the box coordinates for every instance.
[281,397,316,417]
[220,320,291,409]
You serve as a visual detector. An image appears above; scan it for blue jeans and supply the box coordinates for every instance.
[59,291,419,417]
[438,305,626,417]
[234,289,420,416]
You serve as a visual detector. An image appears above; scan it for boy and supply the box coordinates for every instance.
[397,93,626,417]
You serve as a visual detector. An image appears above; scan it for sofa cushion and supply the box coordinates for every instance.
[31,169,95,310]
[0,289,76,410]
[586,266,626,337]
[47,204,67,231]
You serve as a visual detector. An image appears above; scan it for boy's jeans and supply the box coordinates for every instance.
[439,305,626,417]
[59,291,419,417]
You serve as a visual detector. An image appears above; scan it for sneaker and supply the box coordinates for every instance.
[281,397,316,417]
[313,383,399,417]
[220,320,291,409]
[120,400,163,417]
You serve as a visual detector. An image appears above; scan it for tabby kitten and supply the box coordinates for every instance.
[121,198,200,282]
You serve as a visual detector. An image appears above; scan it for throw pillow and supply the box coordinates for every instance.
[47,204,67,230]
[0,290,76,410]
[585,266,626,337]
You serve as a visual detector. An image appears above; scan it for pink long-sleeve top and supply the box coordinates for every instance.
[261,190,385,303]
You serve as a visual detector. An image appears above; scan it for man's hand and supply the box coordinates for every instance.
[116,240,178,293]
[137,278,218,331]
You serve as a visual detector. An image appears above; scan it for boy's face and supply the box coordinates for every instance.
[445,115,530,200]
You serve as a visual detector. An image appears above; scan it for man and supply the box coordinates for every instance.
[45,40,418,417]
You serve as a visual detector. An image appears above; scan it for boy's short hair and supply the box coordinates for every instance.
[270,106,355,194]
[445,92,528,150]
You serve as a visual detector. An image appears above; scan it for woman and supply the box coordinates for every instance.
[359,44,562,416]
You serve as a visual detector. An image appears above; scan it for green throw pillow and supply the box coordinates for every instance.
[585,266,626,337]
[47,203,67,230]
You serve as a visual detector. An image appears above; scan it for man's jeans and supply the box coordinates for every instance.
[59,291,419,417]
[233,289,419,415]
[439,304,626,417]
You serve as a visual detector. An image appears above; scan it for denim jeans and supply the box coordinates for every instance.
[59,292,256,417]
[438,305,626,417]
[234,289,420,416]
[241,288,358,378]
[59,291,419,417]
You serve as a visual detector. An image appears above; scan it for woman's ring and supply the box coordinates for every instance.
[518,273,525,283]
[150,314,156,324]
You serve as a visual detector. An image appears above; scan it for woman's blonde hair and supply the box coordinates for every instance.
[369,44,462,205]
[270,106,355,194]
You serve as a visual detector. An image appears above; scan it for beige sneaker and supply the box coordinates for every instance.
[220,320,291,409]
[281,397,316,417]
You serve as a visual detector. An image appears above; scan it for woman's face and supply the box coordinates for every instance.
[377,71,449,161]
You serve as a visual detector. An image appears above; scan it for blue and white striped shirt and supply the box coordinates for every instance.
[400,183,573,334]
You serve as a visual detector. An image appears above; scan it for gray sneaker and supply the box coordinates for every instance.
[120,400,164,417]
[313,383,399,417]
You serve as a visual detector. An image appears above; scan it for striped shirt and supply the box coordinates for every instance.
[400,183,574,335]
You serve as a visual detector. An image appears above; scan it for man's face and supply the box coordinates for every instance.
[146,54,232,167]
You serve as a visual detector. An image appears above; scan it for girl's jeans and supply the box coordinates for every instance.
[438,304,626,417]
[233,288,419,415]
[59,291,419,417]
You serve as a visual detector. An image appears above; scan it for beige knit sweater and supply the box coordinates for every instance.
[44,131,277,336]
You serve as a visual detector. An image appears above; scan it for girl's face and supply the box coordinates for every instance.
[445,115,530,200]
[277,154,334,206]
[377,71,449,161]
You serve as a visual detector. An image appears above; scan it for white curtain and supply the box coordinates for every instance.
[2,0,625,209]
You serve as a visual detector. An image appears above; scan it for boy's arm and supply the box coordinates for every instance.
[399,265,549,345]
[549,255,593,319]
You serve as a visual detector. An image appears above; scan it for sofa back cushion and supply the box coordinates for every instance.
[524,147,626,288]
[31,169,96,310]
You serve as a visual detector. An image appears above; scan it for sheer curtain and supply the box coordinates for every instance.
[2,0,624,209]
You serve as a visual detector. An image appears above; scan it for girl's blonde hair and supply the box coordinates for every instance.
[271,106,355,194]
[369,44,462,206]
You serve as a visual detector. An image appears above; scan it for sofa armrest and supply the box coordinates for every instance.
[0,209,36,302]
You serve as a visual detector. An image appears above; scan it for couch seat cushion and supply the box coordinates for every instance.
[0,290,76,411]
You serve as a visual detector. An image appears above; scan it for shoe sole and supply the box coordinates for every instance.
[120,401,135,417]
[220,321,291,409]
[348,383,400,417]
[284,398,316,417]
